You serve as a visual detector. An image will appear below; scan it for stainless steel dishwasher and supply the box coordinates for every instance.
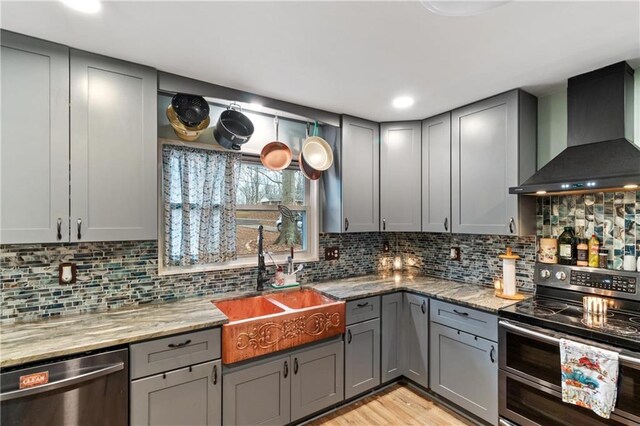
[1,348,128,426]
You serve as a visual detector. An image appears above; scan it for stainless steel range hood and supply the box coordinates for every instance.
[510,62,639,195]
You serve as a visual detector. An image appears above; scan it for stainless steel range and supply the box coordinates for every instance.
[498,264,640,426]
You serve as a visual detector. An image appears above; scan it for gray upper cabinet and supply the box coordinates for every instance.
[70,50,157,242]
[345,318,381,399]
[290,340,344,422]
[131,360,221,426]
[422,113,451,233]
[342,115,380,232]
[403,293,429,388]
[380,122,421,232]
[451,90,537,236]
[323,115,379,233]
[381,292,403,383]
[0,31,70,244]
[430,322,498,424]
[223,355,291,426]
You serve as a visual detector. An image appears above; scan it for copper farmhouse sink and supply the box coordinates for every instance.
[214,289,345,364]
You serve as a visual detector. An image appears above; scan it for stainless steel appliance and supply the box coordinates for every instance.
[499,264,640,425]
[1,348,128,426]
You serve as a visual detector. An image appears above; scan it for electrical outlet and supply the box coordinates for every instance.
[324,247,340,261]
[383,241,390,252]
[450,247,461,261]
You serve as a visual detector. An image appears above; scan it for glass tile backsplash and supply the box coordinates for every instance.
[536,191,639,270]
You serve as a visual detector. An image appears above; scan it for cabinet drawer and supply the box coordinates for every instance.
[430,300,497,342]
[131,328,221,379]
[346,296,380,325]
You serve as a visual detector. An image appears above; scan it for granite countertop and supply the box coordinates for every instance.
[310,273,529,313]
[1,273,529,368]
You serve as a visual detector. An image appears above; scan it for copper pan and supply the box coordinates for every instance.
[299,152,321,180]
[260,117,292,171]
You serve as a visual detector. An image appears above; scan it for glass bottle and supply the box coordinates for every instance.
[576,238,589,266]
[588,234,600,267]
[558,226,576,265]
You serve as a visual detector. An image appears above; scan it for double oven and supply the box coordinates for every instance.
[499,320,640,426]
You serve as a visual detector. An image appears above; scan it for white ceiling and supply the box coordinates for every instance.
[2,1,639,121]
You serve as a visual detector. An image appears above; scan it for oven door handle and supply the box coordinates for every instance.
[0,362,124,402]
[499,320,640,367]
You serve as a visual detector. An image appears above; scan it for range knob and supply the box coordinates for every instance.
[540,269,551,279]
[555,271,567,281]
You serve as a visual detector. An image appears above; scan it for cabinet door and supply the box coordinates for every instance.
[341,115,380,232]
[131,360,221,426]
[380,122,421,232]
[223,356,290,426]
[403,293,429,388]
[430,323,498,424]
[70,50,157,242]
[381,292,403,382]
[451,91,518,235]
[0,31,69,244]
[290,340,344,422]
[422,113,451,233]
[345,318,380,399]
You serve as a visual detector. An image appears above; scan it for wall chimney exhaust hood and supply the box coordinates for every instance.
[510,62,639,195]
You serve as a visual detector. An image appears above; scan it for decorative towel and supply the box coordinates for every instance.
[560,338,619,418]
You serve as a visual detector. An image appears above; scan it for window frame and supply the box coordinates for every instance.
[158,139,319,276]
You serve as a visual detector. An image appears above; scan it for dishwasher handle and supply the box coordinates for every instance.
[0,362,124,402]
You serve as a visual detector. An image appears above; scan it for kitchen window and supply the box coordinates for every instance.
[159,132,319,275]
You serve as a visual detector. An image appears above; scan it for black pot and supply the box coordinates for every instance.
[213,108,254,150]
[171,93,210,127]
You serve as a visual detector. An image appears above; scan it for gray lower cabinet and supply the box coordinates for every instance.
[223,356,290,426]
[451,89,537,236]
[430,322,498,424]
[131,359,221,426]
[381,293,403,383]
[345,318,381,399]
[290,340,344,422]
[403,293,429,388]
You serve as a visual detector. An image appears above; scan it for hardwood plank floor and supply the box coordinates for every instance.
[306,384,475,426]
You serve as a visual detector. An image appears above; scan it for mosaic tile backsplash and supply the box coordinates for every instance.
[1,232,535,321]
[536,191,640,270]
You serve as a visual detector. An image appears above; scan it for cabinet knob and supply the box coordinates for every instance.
[77,218,83,240]
[344,217,349,232]
[57,218,63,241]
[508,217,515,234]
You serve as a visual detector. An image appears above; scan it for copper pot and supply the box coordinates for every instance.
[260,117,292,171]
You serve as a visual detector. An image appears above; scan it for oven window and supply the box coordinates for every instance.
[616,364,640,418]
[506,332,562,386]
[505,375,627,426]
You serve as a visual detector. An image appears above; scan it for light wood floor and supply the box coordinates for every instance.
[306,383,475,426]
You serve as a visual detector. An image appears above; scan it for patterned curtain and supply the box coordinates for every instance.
[163,145,241,266]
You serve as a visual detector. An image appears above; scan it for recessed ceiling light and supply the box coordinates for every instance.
[536,191,547,195]
[392,96,414,109]
[61,0,101,14]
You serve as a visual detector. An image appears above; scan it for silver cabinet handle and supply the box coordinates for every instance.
[0,362,123,402]
[76,218,82,240]
[508,217,515,234]
[344,217,349,232]
[444,217,448,232]
[382,218,386,231]
[57,218,63,240]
